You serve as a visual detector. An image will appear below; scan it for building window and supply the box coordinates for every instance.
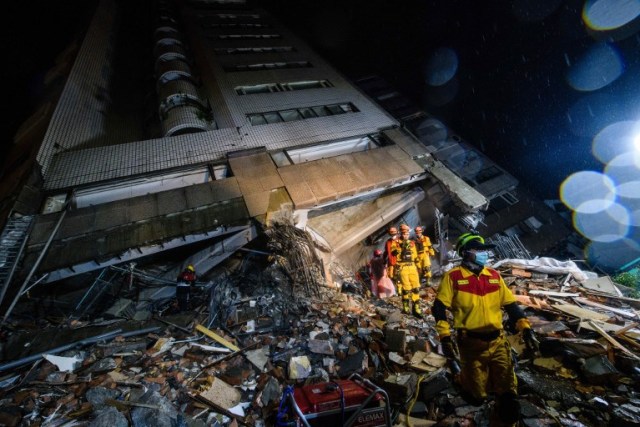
[280,109,302,122]
[235,80,332,95]
[216,34,281,40]
[223,61,312,72]
[202,23,271,29]
[210,13,261,19]
[475,165,503,184]
[247,103,358,126]
[235,83,280,95]
[214,46,294,55]
[280,80,333,91]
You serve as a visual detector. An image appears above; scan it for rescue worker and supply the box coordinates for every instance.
[413,226,435,285]
[383,226,401,294]
[391,224,423,318]
[176,264,197,311]
[433,232,539,426]
[368,249,386,297]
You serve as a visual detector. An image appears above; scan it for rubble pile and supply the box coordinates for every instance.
[0,229,639,426]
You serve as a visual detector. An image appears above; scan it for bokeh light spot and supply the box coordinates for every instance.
[582,0,640,30]
[573,202,630,242]
[560,171,616,213]
[604,152,640,186]
[425,47,458,87]
[566,42,623,91]
[592,120,640,163]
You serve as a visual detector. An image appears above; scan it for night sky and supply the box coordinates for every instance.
[264,0,640,201]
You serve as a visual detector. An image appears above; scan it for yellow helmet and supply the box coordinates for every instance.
[455,233,492,255]
[186,264,195,272]
[399,224,410,233]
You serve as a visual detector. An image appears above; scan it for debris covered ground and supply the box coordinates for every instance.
[0,224,639,427]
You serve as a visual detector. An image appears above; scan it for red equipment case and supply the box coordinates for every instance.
[288,374,391,427]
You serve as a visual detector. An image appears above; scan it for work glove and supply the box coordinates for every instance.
[440,336,461,378]
[440,335,459,360]
[522,328,540,354]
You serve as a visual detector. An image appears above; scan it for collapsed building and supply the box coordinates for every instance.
[2,0,637,426]
[0,0,496,322]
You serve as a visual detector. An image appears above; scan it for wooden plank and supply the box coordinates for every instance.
[195,324,240,352]
[574,297,639,320]
[587,320,640,361]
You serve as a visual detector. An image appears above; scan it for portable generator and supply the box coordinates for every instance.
[277,374,391,427]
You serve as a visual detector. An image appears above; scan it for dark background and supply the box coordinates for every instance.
[263,0,640,200]
[5,0,640,201]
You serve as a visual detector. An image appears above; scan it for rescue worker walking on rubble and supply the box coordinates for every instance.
[176,264,197,311]
[391,224,423,318]
[368,249,386,297]
[433,232,539,426]
[383,226,401,294]
[413,225,435,286]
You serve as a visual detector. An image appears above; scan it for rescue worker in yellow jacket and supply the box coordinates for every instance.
[391,224,423,318]
[413,226,435,285]
[433,233,539,426]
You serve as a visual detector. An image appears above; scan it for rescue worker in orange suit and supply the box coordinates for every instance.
[413,226,435,285]
[383,226,400,294]
[433,233,539,426]
[176,264,197,311]
[391,224,423,318]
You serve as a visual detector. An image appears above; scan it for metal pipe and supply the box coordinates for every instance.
[0,325,160,373]
[2,209,68,324]
[0,329,122,373]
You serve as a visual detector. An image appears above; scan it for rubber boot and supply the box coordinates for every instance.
[412,303,423,319]
[402,300,411,314]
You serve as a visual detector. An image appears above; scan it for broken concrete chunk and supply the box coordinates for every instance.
[388,352,406,365]
[86,387,121,410]
[381,373,417,404]
[43,354,83,372]
[336,351,367,377]
[245,346,270,371]
[533,357,564,373]
[308,339,334,355]
[199,377,241,410]
[130,390,181,427]
[421,369,450,401]
[288,356,312,379]
[385,328,407,353]
[90,407,128,427]
[580,354,621,385]
[89,358,118,373]
[260,376,281,406]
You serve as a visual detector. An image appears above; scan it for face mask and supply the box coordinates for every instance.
[473,251,489,266]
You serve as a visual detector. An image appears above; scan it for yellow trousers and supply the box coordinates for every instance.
[398,263,420,302]
[458,332,517,400]
[416,252,432,277]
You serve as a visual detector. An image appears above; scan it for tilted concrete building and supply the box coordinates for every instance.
[0,0,488,313]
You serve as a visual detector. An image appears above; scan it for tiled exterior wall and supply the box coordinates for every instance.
[40,2,397,191]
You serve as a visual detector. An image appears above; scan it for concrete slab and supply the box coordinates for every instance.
[286,181,317,208]
[243,191,271,218]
